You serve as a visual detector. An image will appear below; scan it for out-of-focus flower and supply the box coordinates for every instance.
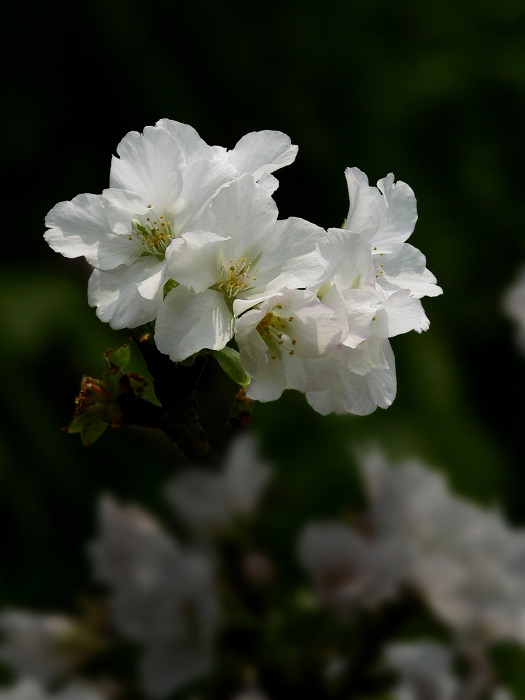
[297,522,408,611]
[384,641,458,700]
[89,496,219,699]
[155,175,327,361]
[359,448,525,644]
[166,433,271,532]
[503,266,525,352]
[0,680,106,700]
[0,612,86,685]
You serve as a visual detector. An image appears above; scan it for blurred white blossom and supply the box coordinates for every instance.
[89,496,219,699]
[0,612,84,685]
[359,448,525,644]
[297,521,408,611]
[503,266,525,352]
[166,433,271,532]
[384,641,458,700]
[0,680,106,700]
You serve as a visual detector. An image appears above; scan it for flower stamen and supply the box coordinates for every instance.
[130,213,174,258]
[256,310,298,359]
[218,257,258,298]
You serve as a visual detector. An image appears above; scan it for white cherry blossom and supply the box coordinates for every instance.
[45,122,278,330]
[384,641,458,700]
[297,522,408,612]
[235,289,344,402]
[0,680,106,700]
[0,612,84,685]
[358,448,525,644]
[300,227,428,415]
[89,496,219,699]
[166,433,271,532]
[343,167,442,300]
[155,175,327,361]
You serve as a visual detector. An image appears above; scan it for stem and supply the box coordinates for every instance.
[130,334,215,462]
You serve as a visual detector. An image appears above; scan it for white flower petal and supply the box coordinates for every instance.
[375,243,442,299]
[228,130,298,180]
[208,175,278,258]
[373,290,429,337]
[155,286,233,361]
[155,118,215,162]
[44,193,136,269]
[319,228,375,290]
[109,126,184,207]
[305,340,396,415]
[174,158,237,234]
[88,258,164,329]
[374,174,418,250]
[343,167,383,241]
[256,172,280,195]
[166,231,229,293]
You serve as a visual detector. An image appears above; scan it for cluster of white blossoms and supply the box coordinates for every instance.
[299,447,525,644]
[383,641,514,700]
[298,448,525,699]
[45,120,441,415]
[0,680,106,700]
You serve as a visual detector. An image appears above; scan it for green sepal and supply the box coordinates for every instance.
[211,347,250,386]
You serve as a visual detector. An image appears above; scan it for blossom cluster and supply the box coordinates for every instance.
[45,120,441,415]
[299,447,525,644]
[0,435,271,699]
[299,447,525,699]
[0,438,521,699]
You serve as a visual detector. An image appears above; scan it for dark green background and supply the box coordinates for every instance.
[1,0,524,658]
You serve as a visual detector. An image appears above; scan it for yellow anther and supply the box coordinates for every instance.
[147,203,152,208]
[289,316,294,322]
[276,304,283,309]
[291,339,296,345]
[271,355,277,360]
[372,316,376,321]
[289,350,295,355]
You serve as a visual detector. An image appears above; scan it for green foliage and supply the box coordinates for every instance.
[67,343,148,445]
[212,347,251,387]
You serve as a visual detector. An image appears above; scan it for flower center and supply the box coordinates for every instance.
[256,306,297,360]
[129,209,174,258]
[218,257,258,298]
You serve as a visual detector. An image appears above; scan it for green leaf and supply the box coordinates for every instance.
[163,278,179,298]
[104,343,131,371]
[211,347,250,386]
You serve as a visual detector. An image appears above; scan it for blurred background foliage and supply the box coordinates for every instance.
[0,0,524,681]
